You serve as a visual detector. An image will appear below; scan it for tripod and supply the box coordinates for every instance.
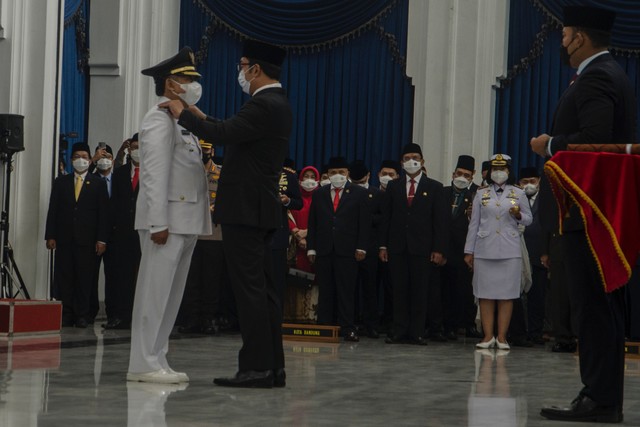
[0,151,30,299]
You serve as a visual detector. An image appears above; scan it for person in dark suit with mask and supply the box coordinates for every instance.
[307,156,370,342]
[441,155,481,340]
[379,143,449,345]
[531,6,636,423]
[162,39,291,389]
[45,142,109,328]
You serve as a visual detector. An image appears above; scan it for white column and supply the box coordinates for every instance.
[407,0,509,184]
[0,0,62,298]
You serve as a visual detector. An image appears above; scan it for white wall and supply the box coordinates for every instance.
[407,0,509,184]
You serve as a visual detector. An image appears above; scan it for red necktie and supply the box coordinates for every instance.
[132,167,139,190]
[333,188,341,212]
[407,178,416,207]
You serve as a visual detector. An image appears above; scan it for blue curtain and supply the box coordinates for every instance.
[494,0,640,175]
[179,0,414,176]
[60,0,89,173]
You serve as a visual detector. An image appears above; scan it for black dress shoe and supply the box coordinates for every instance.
[201,319,219,335]
[444,330,458,341]
[273,368,286,388]
[344,331,360,342]
[429,332,447,342]
[366,329,379,339]
[213,370,274,388]
[552,342,577,353]
[465,327,483,338]
[104,318,130,330]
[75,318,89,328]
[541,394,623,423]
[410,336,428,346]
[530,335,546,345]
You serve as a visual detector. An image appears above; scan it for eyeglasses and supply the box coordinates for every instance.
[236,62,251,71]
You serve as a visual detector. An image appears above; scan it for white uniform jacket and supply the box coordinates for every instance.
[464,184,532,259]
[135,98,212,236]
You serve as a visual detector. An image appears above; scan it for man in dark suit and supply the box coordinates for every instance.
[45,142,109,328]
[163,40,291,388]
[307,156,369,342]
[104,134,141,330]
[379,143,449,345]
[531,6,636,423]
[441,155,481,341]
[270,159,302,310]
[350,160,383,338]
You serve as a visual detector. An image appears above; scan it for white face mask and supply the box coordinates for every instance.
[329,174,347,188]
[379,175,393,187]
[172,80,202,105]
[237,66,255,95]
[356,181,369,189]
[129,149,140,163]
[491,170,509,185]
[320,179,331,187]
[72,158,90,173]
[453,176,470,190]
[96,158,113,171]
[300,179,318,191]
[403,159,421,175]
[524,183,539,196]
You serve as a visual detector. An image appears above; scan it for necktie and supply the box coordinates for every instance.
[496,188,504,194]
[407,178,416,207]
[452,190,463,215]
[333,188,341,212]
[132,167,140,190]
[75,175,83,201]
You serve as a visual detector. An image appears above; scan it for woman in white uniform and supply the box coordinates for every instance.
[464,154,532,350]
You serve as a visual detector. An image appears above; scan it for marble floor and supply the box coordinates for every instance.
[1,328,639,427]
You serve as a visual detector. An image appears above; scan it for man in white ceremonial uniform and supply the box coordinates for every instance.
[127,47,211,384]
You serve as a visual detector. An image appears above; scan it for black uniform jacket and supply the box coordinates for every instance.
[110,163,139,242]
[380,174,449,257]
[178,87,293,230]
[45,172,110,246]
[307,182,370,257]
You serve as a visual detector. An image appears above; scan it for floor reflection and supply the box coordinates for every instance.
[127,382,187,427]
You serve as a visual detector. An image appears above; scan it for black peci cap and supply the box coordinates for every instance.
[401,143,422,157]
[563,6,615,32]
[380,160,401,174]
[519,167,540,180]
[327,156,349,170]
[456,155,475,171]
[242,39,287,67]
[349,160,369,181]
[71,142,91,155]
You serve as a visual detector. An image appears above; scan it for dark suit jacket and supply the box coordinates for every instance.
[443,184,476,263]
[523,195,543,268]
[110,163,139,242]
[270,169,303,249]
[178,87,293,230]
[381,174,449,257]
[45,173,110,246]
[364,186,384,253]
[307,182,370,257]
[541,53,637,232]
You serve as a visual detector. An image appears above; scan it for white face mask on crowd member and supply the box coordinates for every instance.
[524,183,538,196]
[300,179,318,191]
[237,65,256,95]
[129,149,140,163]
[171,80,202,105]
[379,175,393,187]
[403,159,421,175]
[329,174,347,188]
[72,158,90,173]
[491,170,509,185]
[320,179,331,187]
[453,176,470,190]
[96,158,113,171]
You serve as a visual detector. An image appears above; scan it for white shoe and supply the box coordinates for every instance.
[126,369,182,384]
[475,337,496,349]
[167,368,189,383]
[496,338,510,350]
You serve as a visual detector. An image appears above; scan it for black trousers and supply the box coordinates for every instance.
[271,248,287,311]
[110,235,141,322]
[180,240,224,325]
[549,233,577,343]
[357,253,379,330]
[527,265,548,338]
[316,253,357,334]
[426,266,444,333]
[222,224,284,372]
[564,231,625,407]
[378,260,393,325]
[626,264,640,340]
[53,243,97,322]
[389,251,431,339]
[508,297,527,339]
[92,242,117,321]
[441,261,477,333]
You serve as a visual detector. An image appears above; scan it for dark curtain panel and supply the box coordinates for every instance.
[60,0,90,174]
[179,0,414,176]
[494,0,640,174]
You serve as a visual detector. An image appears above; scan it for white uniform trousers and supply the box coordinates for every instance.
[128,230,198,373]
